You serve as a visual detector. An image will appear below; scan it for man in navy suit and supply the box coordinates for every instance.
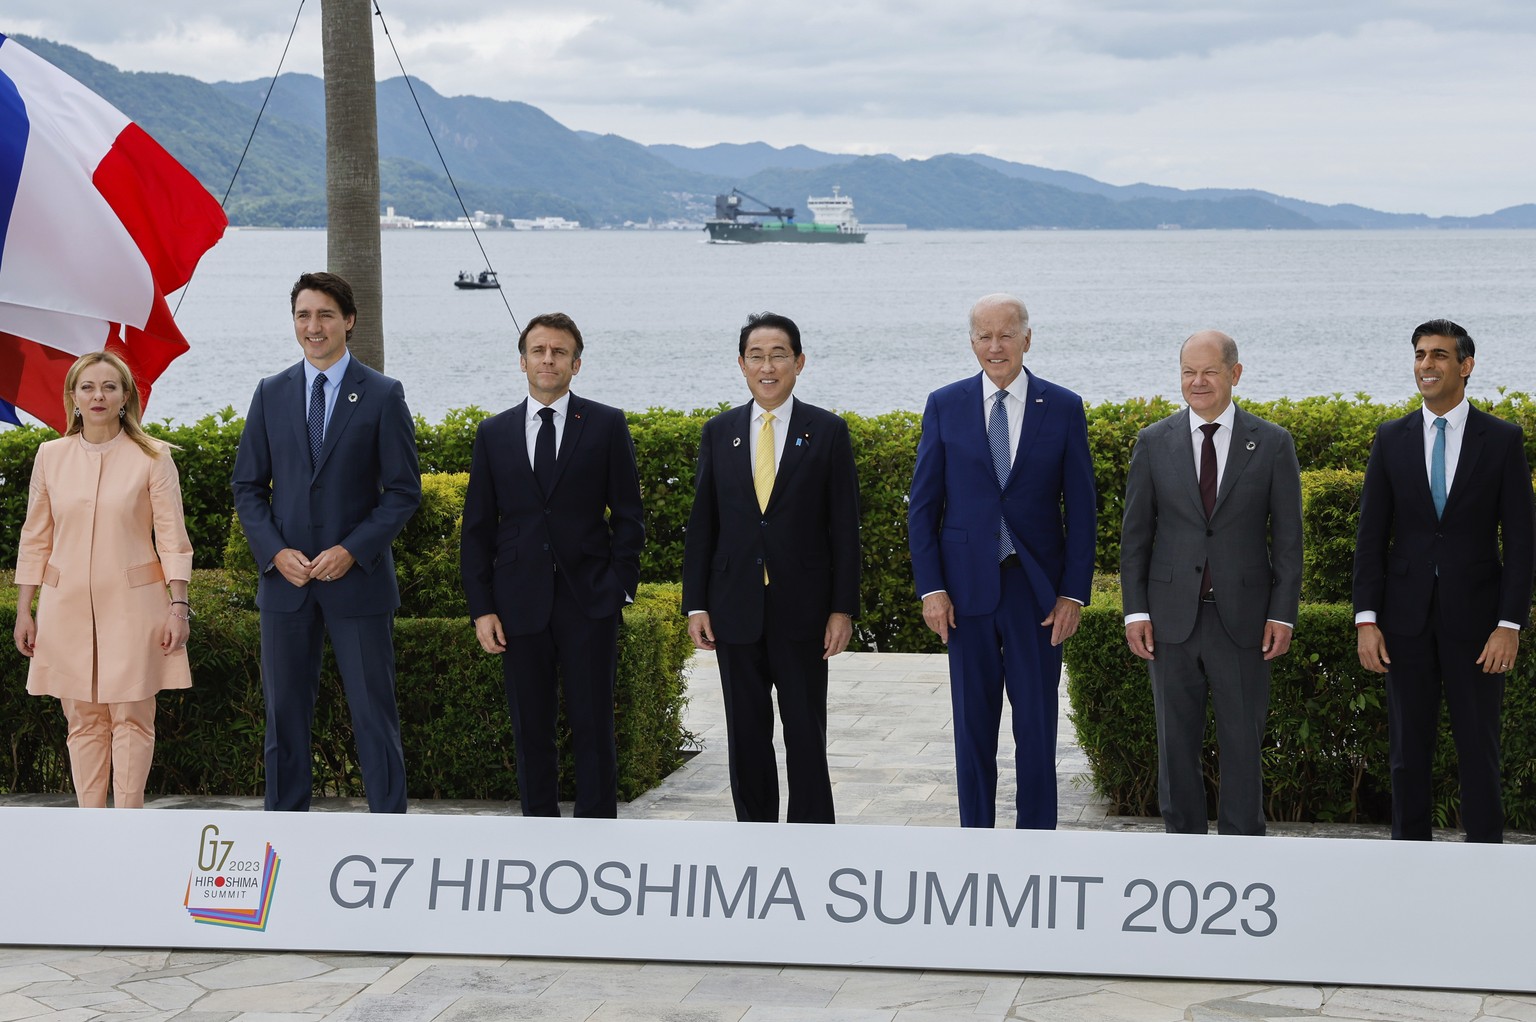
[232,271,422,813]
[1354,319,1534,843]
[682,312,861,824]
[459,313,645,818]
[908,293,1097,829]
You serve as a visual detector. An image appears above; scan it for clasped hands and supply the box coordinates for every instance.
[274,545,356,588]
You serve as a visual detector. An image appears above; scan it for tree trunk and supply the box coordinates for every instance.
[321,0,384,370]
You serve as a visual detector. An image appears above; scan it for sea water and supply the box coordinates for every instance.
[150,228,1536,425]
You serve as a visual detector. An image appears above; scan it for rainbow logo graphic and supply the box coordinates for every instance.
[183,842,281,931]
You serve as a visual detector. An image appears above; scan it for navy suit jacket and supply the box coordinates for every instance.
[681,399,861,644]
[459,394,644,634]
[908,370,1096,620]
[1353,405,1535,639]
[231,357,422,616]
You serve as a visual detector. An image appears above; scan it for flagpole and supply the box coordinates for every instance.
[321,0,384,371]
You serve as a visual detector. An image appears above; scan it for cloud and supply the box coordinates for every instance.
[5,0,1534,214]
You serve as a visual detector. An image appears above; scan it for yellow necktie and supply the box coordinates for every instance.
[755,412,775,582]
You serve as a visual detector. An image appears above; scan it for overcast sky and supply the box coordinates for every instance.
[7,1,1534,217]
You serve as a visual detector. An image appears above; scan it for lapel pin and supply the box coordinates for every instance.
[732,437,741,447]
[348,393,358,403]
[574,413,582,420]
[1034,398,1044,404]
[1246,440,1256,450]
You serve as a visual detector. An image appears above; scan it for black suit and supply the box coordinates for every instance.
[1353,405,1535,842]
[231,356,422,814]
[459,394,644,817]
[682,398,861,823]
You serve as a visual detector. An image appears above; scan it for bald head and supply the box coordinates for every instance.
[1180,330,1242,422]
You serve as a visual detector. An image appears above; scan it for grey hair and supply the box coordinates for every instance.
[969,293,1029,334]
[1180,330,1239,368]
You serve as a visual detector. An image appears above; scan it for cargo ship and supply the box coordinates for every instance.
[704,186,866,243]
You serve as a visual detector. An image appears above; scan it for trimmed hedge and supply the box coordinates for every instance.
[1064,580,1536,830]
[1,570,691,802]
[7,394,1536,645]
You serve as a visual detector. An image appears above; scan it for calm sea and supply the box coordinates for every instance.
[143,228,1536,426]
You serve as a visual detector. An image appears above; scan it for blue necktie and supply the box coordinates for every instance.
[989,390,1014,561]
[308,372,327,468]
[1430,416,1447,519]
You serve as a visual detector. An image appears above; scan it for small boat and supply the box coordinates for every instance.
[454,269,500,289]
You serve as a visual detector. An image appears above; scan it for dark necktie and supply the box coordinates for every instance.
[308,372,327,468]
[1199,422,1218,596]
[534,406,556,493]
[989,390,1015,561]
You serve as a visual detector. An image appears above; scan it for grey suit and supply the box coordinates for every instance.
[1120,404,1302,834]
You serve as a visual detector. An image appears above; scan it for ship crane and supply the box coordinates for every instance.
[715,188,796,223]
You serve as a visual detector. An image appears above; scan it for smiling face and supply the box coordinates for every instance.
[72,361,128,431]
[969,300,1030,389]
[738,326,804,410]
[521,324,582,404]
[1414,333,1472,414]
[1180,332,1242,422]
[292,288,353,370]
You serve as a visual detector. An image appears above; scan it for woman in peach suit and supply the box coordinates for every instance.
[12,351,194,808]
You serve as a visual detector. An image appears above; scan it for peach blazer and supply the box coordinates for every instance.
[14,431,194,702]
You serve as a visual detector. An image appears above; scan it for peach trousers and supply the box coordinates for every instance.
[58,697,156,808]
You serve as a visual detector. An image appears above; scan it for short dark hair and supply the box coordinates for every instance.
[1411,319,1474,362]
[290,271,357,320]
[519,312,584,357]
[738,312,802,356]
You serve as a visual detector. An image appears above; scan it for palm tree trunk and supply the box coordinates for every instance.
[321,0,384,370]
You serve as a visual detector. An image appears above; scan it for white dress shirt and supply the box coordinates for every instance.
[1356,398,1518,630]
[524,391,572,467]
[303,350,351,438]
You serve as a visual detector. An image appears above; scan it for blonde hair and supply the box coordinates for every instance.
[62,351,174,458]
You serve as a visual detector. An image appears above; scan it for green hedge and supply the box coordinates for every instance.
[1,570,692,802]
[1063,580,1536,830]
[7,393,1536,654]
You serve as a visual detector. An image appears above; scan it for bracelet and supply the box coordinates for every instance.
[169,600,196,621]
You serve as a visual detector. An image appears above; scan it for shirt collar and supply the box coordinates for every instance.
[987,370,1029,404]
[752,394,794,424]
[304,350,350,389]
[528,391,572,420]
[1188,400,1237,435]
[1421,398,1469,431]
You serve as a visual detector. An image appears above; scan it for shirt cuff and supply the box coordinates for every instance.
[919,590,947,601]
[1355,611,1377,626]
[686,609,705,616]
[1498,620,1521,631]
[1267,619,1294,629]
[1123,612,1150,625]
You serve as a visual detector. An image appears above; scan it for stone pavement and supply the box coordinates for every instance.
[1,650,1532,1021]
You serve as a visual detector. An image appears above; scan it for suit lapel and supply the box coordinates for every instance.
[548,394,588,493]
[1160,409,1204,517]
[1445,407,1485,516]
[1397,412,1434,514]
[509,400,535,479]
[1212,406,1258,516]
[285,363,309,468]
[1008,371,1046,487]
[722,403,757,500]
[767,401,815,509]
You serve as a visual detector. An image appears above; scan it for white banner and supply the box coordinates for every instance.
[0,808,1528,992]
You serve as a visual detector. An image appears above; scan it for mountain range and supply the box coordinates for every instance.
[18,35,1535,231]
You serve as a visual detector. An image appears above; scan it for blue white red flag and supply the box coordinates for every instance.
[0,33,226,432]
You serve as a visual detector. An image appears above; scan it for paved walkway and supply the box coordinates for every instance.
[1,651,1531,1021]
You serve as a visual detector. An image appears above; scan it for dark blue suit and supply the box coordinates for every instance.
[908,369,1096,828]
[231,356,421,813]
[459,395,644,818]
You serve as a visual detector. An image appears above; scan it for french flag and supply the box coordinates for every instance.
[0,33,226,431]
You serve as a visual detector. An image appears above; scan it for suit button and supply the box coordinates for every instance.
[756,558,763,565]
[1194,566,1202,573]
[542,543,550,550]
[1206,529,1214,537]
[760,520,768,527]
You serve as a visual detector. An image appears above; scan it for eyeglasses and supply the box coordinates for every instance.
[743,353,794,368]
